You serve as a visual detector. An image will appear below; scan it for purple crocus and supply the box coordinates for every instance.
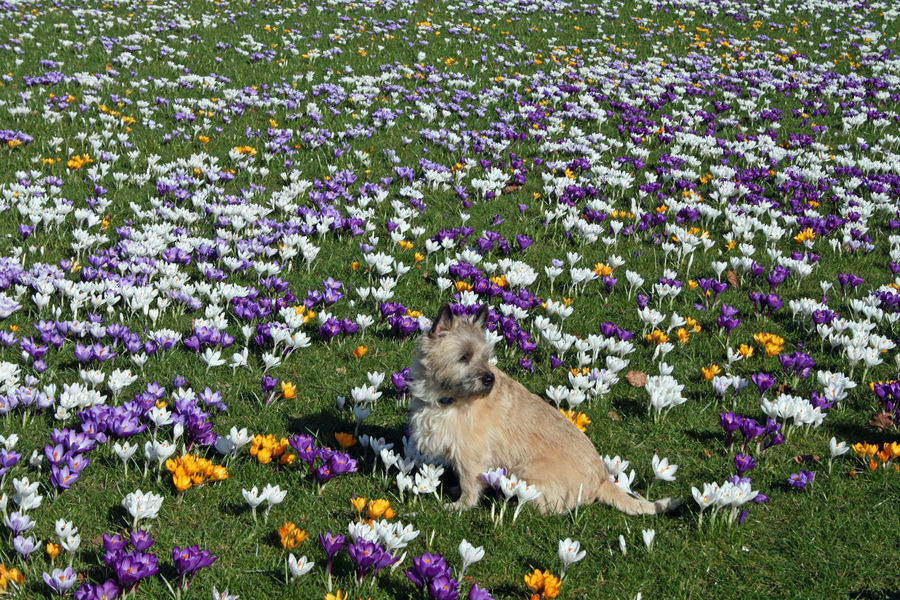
[0,448,21,477]
[13,534,40,560]
[261,375,278,397]
[172,545,217,591]
[750,372,775,397]
[319,531,345,576]
[719,412,743,449]
[405,553,452,590]
[74,580,121,600]
[43,567,78,596]
[130,530,154,552]
[347,538,382,583]
[739,418,765,451]
[787,470,815,490]
[764,432,786,451]
[289,434,317,465]
[469,584,495,600]
[716,305,740,339]
[480,467,507,491]
[734,453,756,477]
[4,510,35,536]
[429,574,460,600]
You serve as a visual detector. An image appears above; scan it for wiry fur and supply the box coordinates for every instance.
[408,304,682,515]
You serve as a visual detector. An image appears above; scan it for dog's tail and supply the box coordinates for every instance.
[597,479,682,515]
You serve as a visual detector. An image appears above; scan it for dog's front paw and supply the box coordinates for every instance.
[443,500,467,511]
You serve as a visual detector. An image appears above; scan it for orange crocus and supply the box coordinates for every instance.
[335,432,357,448]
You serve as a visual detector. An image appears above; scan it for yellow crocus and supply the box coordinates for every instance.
[46,543,60,561]
[281,381,296,400]
[350,496,367,515]
[367,499,391,519]
[524,569,545,592]
[701,364,721,381]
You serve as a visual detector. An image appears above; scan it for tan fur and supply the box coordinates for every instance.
[408,305,682,515]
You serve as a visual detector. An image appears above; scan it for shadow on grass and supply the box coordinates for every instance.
[610,395,647,419]
[685,429,723,445]
[286,408,406,444]
[827,420,899,446]
[849,590,900,600]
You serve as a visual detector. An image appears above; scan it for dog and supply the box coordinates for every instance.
[408,303,681,515]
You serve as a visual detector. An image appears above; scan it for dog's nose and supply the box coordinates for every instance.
[481,372,494,388]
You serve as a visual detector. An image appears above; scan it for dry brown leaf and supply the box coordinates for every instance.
[335,367,347,375]
[502,183,521,195]
[793,454,820,465]
[869,412,895,430]
[607,410,622,421]
[776,383,792,396]
[726,270,738,288]
[625,370,647,387]
[703,449,712,459]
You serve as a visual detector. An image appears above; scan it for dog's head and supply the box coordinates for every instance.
[410,304,495,404]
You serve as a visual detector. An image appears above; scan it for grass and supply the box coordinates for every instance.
[1,0,900,598]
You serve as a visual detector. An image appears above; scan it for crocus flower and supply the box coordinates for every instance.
[286,554,314,581]
[828,437,849,472]
[720,412,743,449]
[734,453,756,477]
[43,567,78,595]
[557,538,585,580]
[172,545,217,591]
[428,574,459,600]
[13,534,40,560]
[787,470,815,491]
[74,580,121,600]
[319,531,345,576]
[347,538,382,583]
[121,489,164,530]
[405,553,451,590]
[750,372,775,397]
[4,510,35,536]
[457,539,484,579]
[469,584,495,600]
[651,454,678,481]
[642,529,656,550]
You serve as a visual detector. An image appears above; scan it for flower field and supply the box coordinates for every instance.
[1,0,900,597]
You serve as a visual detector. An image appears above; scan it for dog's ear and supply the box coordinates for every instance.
[429,304,454,338]
[472,303,489,329]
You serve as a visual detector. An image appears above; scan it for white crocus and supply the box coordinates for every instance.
[286,554,314,580]
[61,533,81,553]
[457,539,485,579]
[829,436,849,458]
[651,454,678,482]
[241,486,270,523]
[262,484,286,522]
[121,489,164,530]
[829,436,849,473]
[642,529,656,551]
[558,538,586,579]
[201,348,225,372]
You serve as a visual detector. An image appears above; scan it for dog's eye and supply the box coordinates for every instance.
[458,354,469,363]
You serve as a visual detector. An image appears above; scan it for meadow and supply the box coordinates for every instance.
[1,0,899,597]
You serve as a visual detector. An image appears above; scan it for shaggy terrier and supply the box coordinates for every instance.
[408,304,681,515]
